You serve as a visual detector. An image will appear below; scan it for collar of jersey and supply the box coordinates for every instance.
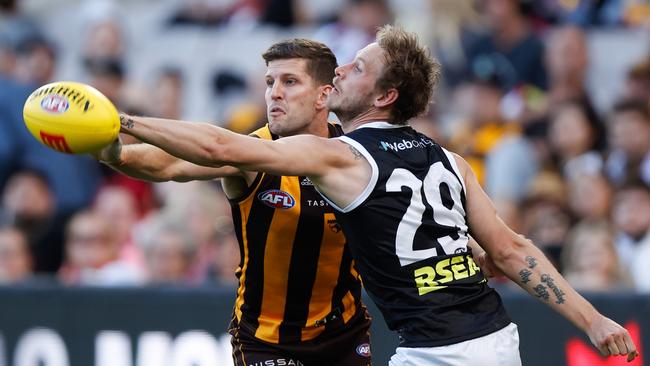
[355,121,409,130]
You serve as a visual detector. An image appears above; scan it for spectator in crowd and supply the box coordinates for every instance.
[0,169,68,272]
[206,225,240,286]
[423,0,485,89]
[447,78,523,189]
[11,34,56,87]
[168,0,255,28]
[543,26,597,121]
[465,0,547,91]
[149,67,184,120]
[83,57,130,112]
[623,56,650,102]
[58,210,144,286]
[79,3,145,117]
[80,1,125,60]
[561,220,632,292]
[313,0,393,64]
[622,1,650,27]
[0,0,42,76]
[519,171,571,268]
[154,181,232,283]
[611,182,650,291]
[92,185,145,270]
[605,99,650,187]
[142,219,197,285]
[547,100,604,180]
[567,173,613,221]
[0,226,33,284]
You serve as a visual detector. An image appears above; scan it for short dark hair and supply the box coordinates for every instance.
[262,39,338,86]
[375,25,441,125]
[612,98,650,121]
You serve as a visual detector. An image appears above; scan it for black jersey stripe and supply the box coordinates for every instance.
[301,212,350,341]
[277,182,324,343]
[235,174,281,332]
[325,242,361,334]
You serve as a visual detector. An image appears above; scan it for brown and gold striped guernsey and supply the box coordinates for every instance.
[229,123,364,344]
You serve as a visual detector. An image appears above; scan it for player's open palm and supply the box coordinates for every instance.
[586,315,638,362]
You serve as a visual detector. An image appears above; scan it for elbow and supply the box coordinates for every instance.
[491,234,530,266]
[200,140,229,167]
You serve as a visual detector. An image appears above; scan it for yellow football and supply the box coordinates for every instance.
[22,81,120,154]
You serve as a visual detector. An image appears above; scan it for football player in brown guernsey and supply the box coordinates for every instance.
[96,40,373,366]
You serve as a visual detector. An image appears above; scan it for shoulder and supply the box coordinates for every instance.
[448,151,471,178]
[249,124,272,140]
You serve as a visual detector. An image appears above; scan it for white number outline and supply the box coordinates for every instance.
[386,162,468,266]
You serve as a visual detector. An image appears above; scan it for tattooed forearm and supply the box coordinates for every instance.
[541,274,566,304]
[349,145,362,160]
[525,256,537,268]
[533,284,550,302]
[518,269,532,284]
[120,114,135,129]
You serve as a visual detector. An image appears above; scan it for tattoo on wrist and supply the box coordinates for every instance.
[525,256,538,268]
[120,114,135,129]
[541,274,566,304]
[519,269,532,284]
[349,145,362,160]
[533,284,550,302]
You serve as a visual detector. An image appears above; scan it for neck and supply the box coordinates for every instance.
[494,17,527,47]
[284,112,331,138]
[549,82,585,103]
[340,108,393,133]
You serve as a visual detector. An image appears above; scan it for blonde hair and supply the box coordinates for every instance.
[375,25,442,124]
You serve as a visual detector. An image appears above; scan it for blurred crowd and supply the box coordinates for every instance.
[0,0,649,294]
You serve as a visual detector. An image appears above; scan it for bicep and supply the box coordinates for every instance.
[224,135,342,177]
[456,154,518,256]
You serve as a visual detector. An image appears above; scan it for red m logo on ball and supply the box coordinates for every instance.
[40,131,73,153]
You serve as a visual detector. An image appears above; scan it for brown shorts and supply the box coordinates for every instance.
[229,309,372,366]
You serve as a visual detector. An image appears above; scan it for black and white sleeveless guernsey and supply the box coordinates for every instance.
[319,121,511,348]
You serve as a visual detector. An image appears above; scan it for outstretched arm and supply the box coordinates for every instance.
[455,153,638,362]
[117,113,348,178]
[96,138,243,182]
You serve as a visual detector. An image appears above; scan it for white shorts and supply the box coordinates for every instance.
[388,322,521,366]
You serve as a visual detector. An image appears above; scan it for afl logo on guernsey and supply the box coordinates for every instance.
[356,343,371,357]
[40,94,69,114]
[258,189,295,209]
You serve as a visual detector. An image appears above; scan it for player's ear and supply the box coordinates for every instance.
[375,88,398,108]
[316,85,332,109]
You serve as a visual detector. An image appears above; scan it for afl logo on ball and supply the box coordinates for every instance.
[40,94,69,114]
[258,189,295,209]
[356,343,371,357]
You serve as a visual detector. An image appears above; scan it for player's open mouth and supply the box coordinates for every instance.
[269,106,285,116]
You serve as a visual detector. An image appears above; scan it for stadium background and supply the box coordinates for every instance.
[0,0,649,365]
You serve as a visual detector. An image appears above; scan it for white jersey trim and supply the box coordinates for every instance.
[315,136,379,213]
[355,121,409,130]
[442,147,466,192]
